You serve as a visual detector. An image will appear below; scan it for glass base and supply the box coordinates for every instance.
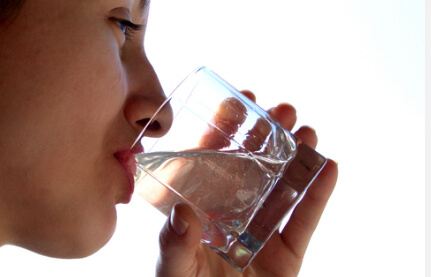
[213,143,327,271]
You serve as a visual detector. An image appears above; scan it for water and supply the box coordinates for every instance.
[135,150,295,251]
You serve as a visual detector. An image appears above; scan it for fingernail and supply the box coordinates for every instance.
[170,205,189,236]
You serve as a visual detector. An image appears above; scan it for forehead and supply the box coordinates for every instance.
[114,0,150,14]
[139,0,149,10]
[133,0,150,14]
[132,0,150,19]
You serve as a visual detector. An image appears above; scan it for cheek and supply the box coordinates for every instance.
[0,5,130,256]
[4,162,119,258]
[2,41,127,258]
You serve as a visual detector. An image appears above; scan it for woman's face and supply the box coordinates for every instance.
[0,0,172,257]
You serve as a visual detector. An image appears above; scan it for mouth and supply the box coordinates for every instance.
[114,144,144,203]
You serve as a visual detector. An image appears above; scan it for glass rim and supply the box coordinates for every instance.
[130,66,210,149]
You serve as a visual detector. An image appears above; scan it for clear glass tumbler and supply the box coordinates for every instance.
[132,67,327,271]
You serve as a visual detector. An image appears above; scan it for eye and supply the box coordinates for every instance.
[117,20,128,34]
[109,17,144,40]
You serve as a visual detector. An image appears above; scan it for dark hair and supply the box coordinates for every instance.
[0,0,25,24]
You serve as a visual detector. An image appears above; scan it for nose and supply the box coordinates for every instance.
[123,52,173,138]
[124,93,173,138]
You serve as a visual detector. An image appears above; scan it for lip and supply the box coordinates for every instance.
[114,144,144,203]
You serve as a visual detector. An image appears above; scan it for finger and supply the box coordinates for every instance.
[157,203,202,277]
[294,126,318,149]
[198,97,247,149]
[241,90,256,102]
[242,117,272,152]
[280,159,338,262]
[242,102,297,152]
[268,103,297,131]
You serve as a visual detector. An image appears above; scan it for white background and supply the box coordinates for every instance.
[0,0,426,276]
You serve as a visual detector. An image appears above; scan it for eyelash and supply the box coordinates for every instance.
[110,17,143,40]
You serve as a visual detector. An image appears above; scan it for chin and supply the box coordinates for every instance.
[15,205,118,259]
[68,228,116,259]
[62,208,118,259]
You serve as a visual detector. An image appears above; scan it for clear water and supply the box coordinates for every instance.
[135,149,292,251]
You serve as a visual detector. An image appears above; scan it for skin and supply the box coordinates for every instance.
[0,0,338,276]
[0,0,172,257]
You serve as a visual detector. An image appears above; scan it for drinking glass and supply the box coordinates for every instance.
[132,67,327,271]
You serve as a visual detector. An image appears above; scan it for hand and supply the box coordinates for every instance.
[155,90,338,277]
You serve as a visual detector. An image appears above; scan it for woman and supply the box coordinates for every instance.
[0,0,338,276]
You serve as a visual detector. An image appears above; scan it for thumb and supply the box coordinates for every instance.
[157,203,202,277]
